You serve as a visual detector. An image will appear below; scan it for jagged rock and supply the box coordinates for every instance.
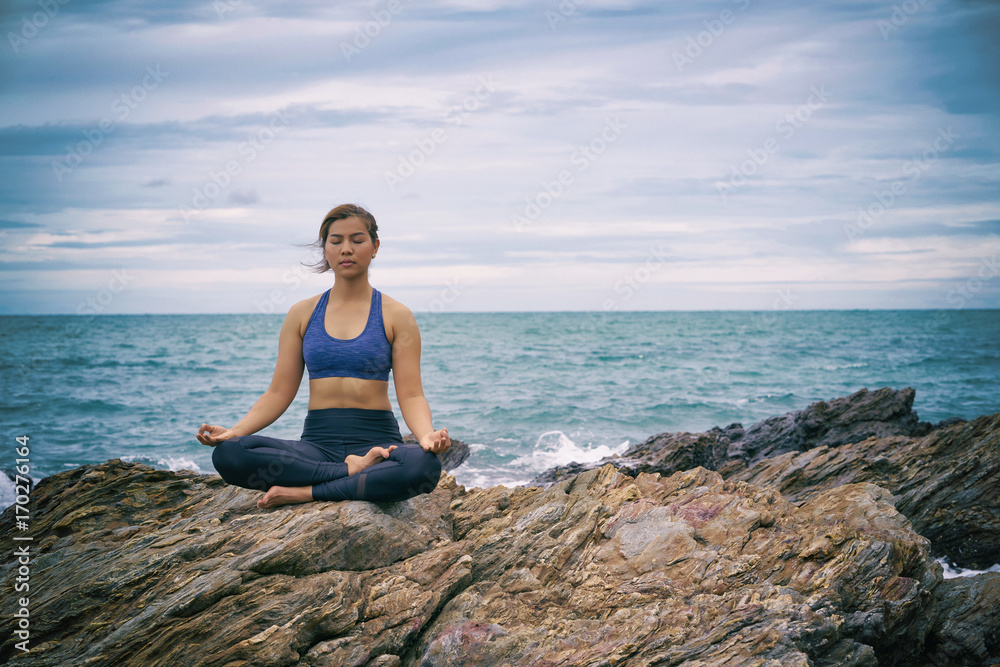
[923,573,1000,665]
[728,386,928,464]
[731,414,1000,570]
[532,387,999,573]
[3,456,985,666]
[531,387,944,485]
[401,433,469,472]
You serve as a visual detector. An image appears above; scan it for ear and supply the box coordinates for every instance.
[372,237,381,255]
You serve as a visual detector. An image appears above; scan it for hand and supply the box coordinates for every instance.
[196,423,237,447]
[419,428,450,455]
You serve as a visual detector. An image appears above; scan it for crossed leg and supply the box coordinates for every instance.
[257,445,397,508]
[211,435,437,507]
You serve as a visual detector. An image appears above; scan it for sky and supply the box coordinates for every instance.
[1,0,999,314]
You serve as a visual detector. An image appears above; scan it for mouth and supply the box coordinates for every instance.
[339,260,356,267]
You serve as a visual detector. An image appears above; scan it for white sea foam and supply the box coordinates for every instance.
[0,474,16,511]
[818,362,869,371]
[453,466,535,490]
[512,430,630,470]
[0,473,43,512]
[936,557,1000,579]
[119,455,203,474]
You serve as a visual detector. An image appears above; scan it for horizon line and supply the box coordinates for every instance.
[2,308,999,317]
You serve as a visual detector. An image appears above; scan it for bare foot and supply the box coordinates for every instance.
[257,485,313,509]
[345,445,398,476]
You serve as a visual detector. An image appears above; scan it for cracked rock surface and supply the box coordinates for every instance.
[2,389,997,666]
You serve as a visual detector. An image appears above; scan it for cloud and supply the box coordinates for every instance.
[0,219,43,229]
[1,0,998,311]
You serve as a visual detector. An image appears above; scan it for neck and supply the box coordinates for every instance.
[330,275,372,302]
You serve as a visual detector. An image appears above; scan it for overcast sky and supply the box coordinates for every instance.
[1,0,998,314]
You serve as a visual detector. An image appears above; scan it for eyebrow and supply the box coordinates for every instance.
[327,232,367,238]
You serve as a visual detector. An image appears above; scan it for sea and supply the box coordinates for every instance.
[2,310,998,514]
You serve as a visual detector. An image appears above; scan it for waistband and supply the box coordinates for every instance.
[305,407,396,419]
[301,407,403,446]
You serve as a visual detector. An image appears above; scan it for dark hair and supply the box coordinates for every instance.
[303,203,379,273]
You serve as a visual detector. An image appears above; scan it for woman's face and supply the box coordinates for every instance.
[324,216,379,274]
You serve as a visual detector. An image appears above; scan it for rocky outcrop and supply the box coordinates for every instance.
[731,413,1000,570]
[923,572,1000,666]
[531,388,1000,568]
[2,389,997,666]
[532,387,942,486]
[0,455,987,666]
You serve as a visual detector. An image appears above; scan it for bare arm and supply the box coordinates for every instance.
[197,302,307,445]
[390,303,450,454]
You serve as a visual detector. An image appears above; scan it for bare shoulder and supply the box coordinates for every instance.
[285,293,322,334]
[381,292,416,325]
[380,292,419,345]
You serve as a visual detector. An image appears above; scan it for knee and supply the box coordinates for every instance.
[211,438,243,481]
[404,447,442,495]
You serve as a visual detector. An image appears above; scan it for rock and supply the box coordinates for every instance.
[402,433,469,472]
[2,456,984,666]
[728,386,927,464]
[731,413,1000,570]
[923,573,1000,666]
[530,387,1000,573]
[531,387,938,486]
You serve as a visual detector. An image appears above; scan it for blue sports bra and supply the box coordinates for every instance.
[302,288,392,381]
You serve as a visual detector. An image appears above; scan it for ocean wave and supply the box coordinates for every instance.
[817,362,869,371]
[0,472,44,512]
[511,431,630,470]
[452,466,534,490]
[735,393,797,406]
[119,455,203,474]
[936,557,1000,579]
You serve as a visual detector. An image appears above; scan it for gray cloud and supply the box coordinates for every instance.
[1,0,999,312]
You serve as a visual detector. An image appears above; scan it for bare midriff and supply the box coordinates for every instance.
[307,376,393,411]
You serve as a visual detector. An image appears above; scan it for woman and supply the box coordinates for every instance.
[197,204,450,509]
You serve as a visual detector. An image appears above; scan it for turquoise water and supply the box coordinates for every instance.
[1,310,998,503]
